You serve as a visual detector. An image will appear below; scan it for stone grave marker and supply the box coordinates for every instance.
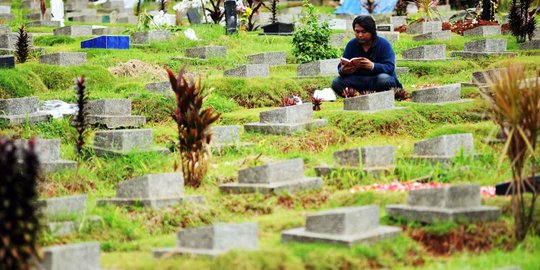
[220,158,323,194]
[519,39,540,50]
[15,139,76,173]
[413,30,451,41]
[402,45,447,61]
[92,128,168,156]
[92,26,126,35]
[315,146,396,177]
[187,8,201,25]
[0,32,34,49]
[85,99,145,129]
[185,46,226,59]
[40,242,101,270]
[224,64,270,78]
[210,125,252,150]
[116,15,139,24]
[378,32,399,42]
[0,55,14,69]
[386,184,501,223]
[40,52,87,66]
[451,39,517,58]
[65,0,88,11]
[53,25,93,37]
[97,173,203,209]
[98,0,129,13]
[343,91,398,112]
[0,96,51,126]
[72,15,103,23]
[297,58,340,77]
[246,51,286,66]
[471,68,505,85]
[463,25,501,37]
[26,20,62,27]
[145,81,171,95]
[81,36,130,49]
[0,4,10,14]
[244,103,328,135]
[0,24,9,34]
[411,83,471,104]
[282,205,401,247]
[131,30,170,44]
[38,194,87,236]
[21,0,40,10]
[154,223,258,257]
[412,133,475,163]
[406,21,442,34]
[390,16,407,28]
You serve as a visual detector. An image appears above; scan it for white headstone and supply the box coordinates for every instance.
[51,0,65,27]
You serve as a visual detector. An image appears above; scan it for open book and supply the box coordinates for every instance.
[341,57,366,66]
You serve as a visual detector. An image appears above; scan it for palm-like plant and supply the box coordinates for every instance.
[415,0,440,21]
[15,25,29,64]
[73,77,88,180]
[166,65,220,188]
[205,0,224,24]
[480,64,540,242]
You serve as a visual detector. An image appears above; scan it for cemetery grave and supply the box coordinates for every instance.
[0,1,539,269]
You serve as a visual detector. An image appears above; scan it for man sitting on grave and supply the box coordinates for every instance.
[331,15,402,97]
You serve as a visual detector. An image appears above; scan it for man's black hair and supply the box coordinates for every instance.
[352,15,377,38]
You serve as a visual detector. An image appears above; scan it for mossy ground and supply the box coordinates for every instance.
[1,2,540,269]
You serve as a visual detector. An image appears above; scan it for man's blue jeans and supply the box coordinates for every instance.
[331,73,399,97]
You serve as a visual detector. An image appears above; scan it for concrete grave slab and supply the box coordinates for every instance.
[244,104,327,135]
[38,194,88,219]
[402,45,447,60]
[246,51,286,66]
[224,64,270,78]
[519,39,540,50]
[413,30,451,41]
[41,242,101,270]
[0,96,51,126]
[92,129,168,156]
[343,91,397,112]
[297,58,340,77]
[463,26,501,37]
[131,30,170,44]
[412,133,475,163]
[54,26,93,37]
[0,33,34,49]
[145,81,171,95]
[210,125,253,150]
[406,21,442,34]
[39,52,87,66]
[411,83,471,104]
[185,46,226,59]
[15,139,76,173]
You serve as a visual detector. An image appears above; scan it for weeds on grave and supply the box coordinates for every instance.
[343,87,358,98]
[415,0,441,22]
[15,25,29,64]
[508,0,537,43]
[311,95,322,111]
[167,65,220,188]
[480,63,540,242]
[362,0,379,14]
[0,137,41,270]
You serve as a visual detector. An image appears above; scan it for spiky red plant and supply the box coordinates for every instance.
[282,97,298,107]
[358,90,376,96]
[342,87,358,98]
[166,65,220,188]
[40,0,46,19]
[393,87,410,101]
[73,76,88,180]
[311,96,323,111]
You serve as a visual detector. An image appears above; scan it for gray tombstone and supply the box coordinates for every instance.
[333,149,360,167]
[0,96,51,126]
[185,46,227,59]
[0,33,34,49]
[40,52,87,66]
[390,16,407,28]
[154,223,258,257]
[72,15,103,23]
[53,26,93,37]
[463,26,501,37]
[40,242,101,270]
[386,184,501,223]
[97,173,203,208]
[131,30,170,44]
[244,103,328,135]
[297,58,340,77]
[145,81,172,95]
[92,27,126,35]
[316,146,395,177]
[413,30,451,41]
[519,39,540,50]
[413,133,474,163]
[402,45,447,60]
[330,33,345,48]
[361,146,395,171]
[343,90,396,112]
[187,8,201,25]
[246,51,286,66]
[92,128,168,156]
[451,39,516,58]
[211,125,240,145]
[15,139,76,173]
[86,99,146,129]
[411,83,465,104]
[472,68,505,85]
[378,32,399,42]
[219,158,323,194]
[38,195,88,219]
[224,64,270,78]
[282,205,401,247]
[406,21,442,35]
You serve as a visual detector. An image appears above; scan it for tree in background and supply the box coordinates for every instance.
[508,0,537,42]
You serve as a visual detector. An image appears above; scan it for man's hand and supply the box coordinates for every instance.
[341,63,356,74]
[355,58,375,71]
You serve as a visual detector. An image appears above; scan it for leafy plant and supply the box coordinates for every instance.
[282,97,297,107]
[166,65,220,188]
[160,0,167,12]
[0,137,41,270]
[245,0,267,31]
[362,0,379,14]
[394,87,410,101]
[205,0,224,24]
[73,77,89,180]
[415,0,440,21]
[394,0,408,16]
[292,0,338,63]
[268,0,278,24]
[15,25,29,64]
[508,0,537,43]
[311,96,322,111]
[480,0,497,21]
[480,64,539,242]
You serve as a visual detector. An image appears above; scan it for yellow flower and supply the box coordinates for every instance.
[245,7,253,16]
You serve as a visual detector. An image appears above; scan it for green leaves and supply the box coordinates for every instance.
[292,0,339,64]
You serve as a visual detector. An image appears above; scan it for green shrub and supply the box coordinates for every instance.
[0,68,47,98]
[132,93,174,124]
[33,35,76,46]
[292,0,339,63]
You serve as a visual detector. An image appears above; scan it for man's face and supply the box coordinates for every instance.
[354,24,372,45]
